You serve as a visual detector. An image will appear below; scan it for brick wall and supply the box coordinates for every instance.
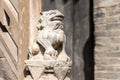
[94,0,120,80]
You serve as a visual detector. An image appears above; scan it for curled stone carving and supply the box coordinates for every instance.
[24,10,72,80]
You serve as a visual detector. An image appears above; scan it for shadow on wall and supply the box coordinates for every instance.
[0,22,8,32]
[83,0,95,80]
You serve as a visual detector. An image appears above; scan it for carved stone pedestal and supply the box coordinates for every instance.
[24,59,71,80]
[39,75,70,80]
[25,74,70,80]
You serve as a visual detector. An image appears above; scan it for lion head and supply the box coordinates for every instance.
[37,10,64,30]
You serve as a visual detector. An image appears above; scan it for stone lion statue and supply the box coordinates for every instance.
[26,10,72,80]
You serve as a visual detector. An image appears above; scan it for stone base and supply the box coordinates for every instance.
[24,74,70,80]
[24,59,71,80]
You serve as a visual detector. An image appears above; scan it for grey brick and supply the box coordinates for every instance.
[95,58,120,65]
[95,72,120,79]
[95,30,120,37]
[95,65,120,72]
[107,23,120,30]
[107,5,120,16]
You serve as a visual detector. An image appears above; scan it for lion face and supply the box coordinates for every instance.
[37,10,64,30]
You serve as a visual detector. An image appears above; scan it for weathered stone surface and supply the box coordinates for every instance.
[95,30,120,37]
[94,0,120,8]
[24,74,70,80]
[25,10,72,80]
[95,51,120,58]
[9,0,18,11]
[0,58,17,80]
[95,65,120,72]
[0,36,18,75]
[96,72,120,79]
[107,5,120,16]
[94,1,120,80]
[95,58,120,65]
[94,8,106,19]
[94,17,106,25]
[106,17,119,24]
[0,25,18,62]
[0,0,42,80]
[0,0,19,79]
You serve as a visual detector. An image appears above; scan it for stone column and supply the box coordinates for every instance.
[94,0,120,80]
